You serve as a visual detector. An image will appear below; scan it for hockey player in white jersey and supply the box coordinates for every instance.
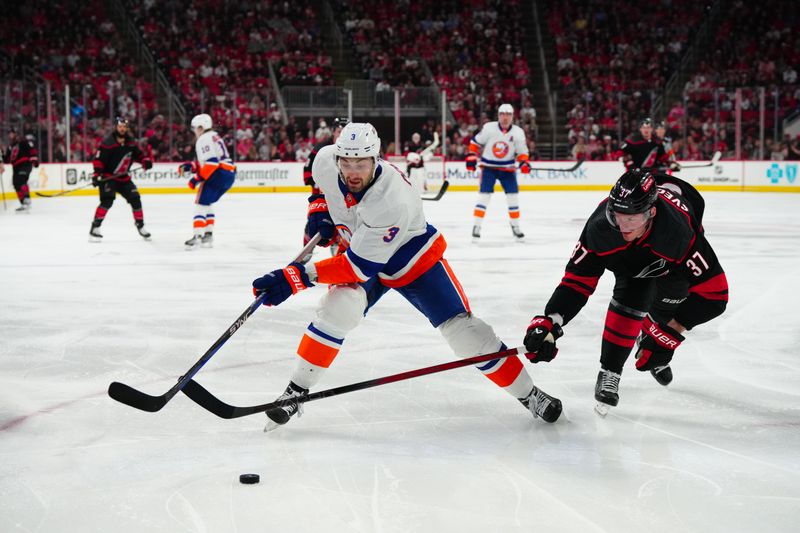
[178,114,236,249]
[251,123,561,431]
[466,103,530,241]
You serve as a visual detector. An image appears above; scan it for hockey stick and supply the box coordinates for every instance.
[421,179,449,201]
[108,233,323,413]
[528,159,584,172]
[0,166,7,210]
[182,345,539,419]
[35,165,144,198]
[678,151,722,169]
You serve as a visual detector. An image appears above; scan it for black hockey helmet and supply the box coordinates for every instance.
[656,120,666,129]
[639,117,653,128]
[115,116,130,127]
[333,117,349,129]
[606,168,658,227]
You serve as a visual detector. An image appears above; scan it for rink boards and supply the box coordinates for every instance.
[1,159,798,199]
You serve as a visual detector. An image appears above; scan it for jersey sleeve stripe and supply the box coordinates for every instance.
[688,272,729,301]
[314,253,369,285]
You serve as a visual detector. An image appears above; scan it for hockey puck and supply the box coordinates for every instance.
[239,473,260,484]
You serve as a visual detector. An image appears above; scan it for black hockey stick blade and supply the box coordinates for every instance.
[108,234,322,413]
[529,159,584,172]
[421,179,449,201]
[182,346,531,419]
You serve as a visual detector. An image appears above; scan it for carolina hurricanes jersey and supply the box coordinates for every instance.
[470,122,528,171]
[195,130,234,179]
[3,140,38,170]
[311,144,444,288]
[93,134,149,182]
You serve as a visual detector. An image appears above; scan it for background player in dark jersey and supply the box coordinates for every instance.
[0,129,39,212]
[654,120,681,173]
[617,118,672,171]
[299,117,348,263]
[522,169,728,416]
[89,117,153,241]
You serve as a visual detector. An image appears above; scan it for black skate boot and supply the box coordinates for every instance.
[135,221,151,240]
[594,369,621,417]
[89,222,103,242]
[520,385,562,423]
[185,235,201,249]
[651,365,673,386]
[264,381,308,432]
[511,224,525,241]
[201,232,214,248]
[471,225,481,241]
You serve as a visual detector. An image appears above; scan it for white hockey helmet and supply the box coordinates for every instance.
[498,103,514,115]
[335,122,381,161]
[191,113,213,132]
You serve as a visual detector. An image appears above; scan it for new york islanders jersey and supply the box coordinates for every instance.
[469,122,529,172]
[310,145,444,287]
[195,130,235,179]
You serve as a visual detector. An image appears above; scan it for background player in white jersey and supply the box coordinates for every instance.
[178,114,236,249]
[466,103,530,241]
[250,123,562,431]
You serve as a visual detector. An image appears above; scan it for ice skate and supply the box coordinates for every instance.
[520,385,562,423]
[201,232,214,248]
[471,225,481,242]
[264,381,308,432]
[594,369,621,417]
[89,225,103,243]
[15,198,31,213]
[651,365,673,386]
[184,235,201,250]
[136,223,151,240]
[511,224,525,241]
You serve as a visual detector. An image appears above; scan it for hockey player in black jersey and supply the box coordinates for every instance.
[89,117,153,241]
[617,118,675,172]
[0,129,39,212]
[522,169,728,415]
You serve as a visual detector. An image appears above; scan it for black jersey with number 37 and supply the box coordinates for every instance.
[544,177,727,330]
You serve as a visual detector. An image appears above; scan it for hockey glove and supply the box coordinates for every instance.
[178,161,198,177]
[669,161,681,172]
[142,158,153,170]
[523,315,563,362]
[188,177,201,190]
[306,194,335,246]
[519,161,531,174]
[465,154,478,172]
[303,169,315,187]
[252,263,314,307]
[91,174,101,187]
[634,316,684,371]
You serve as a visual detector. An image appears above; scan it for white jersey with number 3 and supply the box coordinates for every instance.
[312,144,444,287]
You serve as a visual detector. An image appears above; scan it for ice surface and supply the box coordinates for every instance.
[1,190,799,532]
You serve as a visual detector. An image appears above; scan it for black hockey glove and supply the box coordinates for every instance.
[305,194,335,246]
[523,315,563,362]
[669,161,681,172]
[635,316,684,371]
[91,174,101,187]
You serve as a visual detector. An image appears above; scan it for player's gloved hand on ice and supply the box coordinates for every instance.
[465,154,478,172]
[519,161,531,174]
[188,177,202,190]
[634,316,684,371]
[252,263,315,307]
[306,194,335,246]
[523,315,563,362]
[669,161,681,172]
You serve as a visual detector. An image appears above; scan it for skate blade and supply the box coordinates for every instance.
[201,243,213,248]
[263,420,282,433]
[594,402,611,417]
[89,236,102,243]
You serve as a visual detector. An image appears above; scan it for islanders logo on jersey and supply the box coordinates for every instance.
[492,141,510,159]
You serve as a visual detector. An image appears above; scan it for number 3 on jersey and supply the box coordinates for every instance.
[383,227,399,243]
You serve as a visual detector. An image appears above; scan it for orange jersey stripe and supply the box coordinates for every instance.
[315,254,364,285]
[198,162,219,179]
[484,356,524,388]
[515,153,529,163]
[297,334,340,368]
[380,235,446,288]
[468,142,481,155]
